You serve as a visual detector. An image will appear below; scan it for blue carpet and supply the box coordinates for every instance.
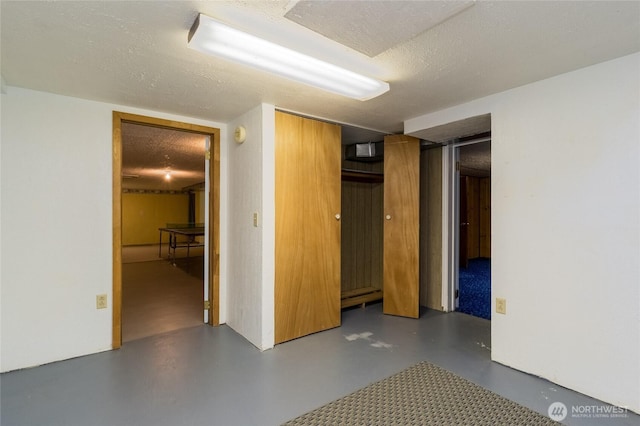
[458,258,491,320]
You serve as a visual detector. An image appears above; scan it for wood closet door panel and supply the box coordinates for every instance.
[275,112,341,344]
[383,135,420,318]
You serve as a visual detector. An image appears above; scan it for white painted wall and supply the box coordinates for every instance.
[406,53,640,412]
[0,87,227,372]
[225,104,275,350]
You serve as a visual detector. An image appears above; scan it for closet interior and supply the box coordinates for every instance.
[340,148,385,309]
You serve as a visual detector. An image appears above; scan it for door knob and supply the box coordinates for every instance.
[385,214,392,220]
[335,214,341,220]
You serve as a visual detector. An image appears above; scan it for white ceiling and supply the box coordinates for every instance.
[2,1,638,189]
[2,0,638,137]
[284,0,475,57]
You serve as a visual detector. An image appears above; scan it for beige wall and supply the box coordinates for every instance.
[195,189,205,224]
[122,192,189,245]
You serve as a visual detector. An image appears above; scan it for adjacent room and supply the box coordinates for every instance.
[457,139,492,320]
[120,123,208,342]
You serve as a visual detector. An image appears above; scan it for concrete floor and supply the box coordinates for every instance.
[1,305,637,426]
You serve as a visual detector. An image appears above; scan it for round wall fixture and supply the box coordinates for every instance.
[234,125,247,143]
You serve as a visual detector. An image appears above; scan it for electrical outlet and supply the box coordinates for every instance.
[496,298,506,315]
[253,212,259,227]
[96,294,108,309]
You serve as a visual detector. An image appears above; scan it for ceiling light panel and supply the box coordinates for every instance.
[187,14,389,101]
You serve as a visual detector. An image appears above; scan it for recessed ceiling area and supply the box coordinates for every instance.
[414,113,492,177]
[284,0,474,57]
[411,114,491,143]
[122,123,206,191]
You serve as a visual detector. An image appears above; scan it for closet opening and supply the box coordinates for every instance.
[340,141,385,310]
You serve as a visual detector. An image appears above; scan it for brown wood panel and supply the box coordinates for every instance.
[340,170,384,294]
[459,176,469,269]
[479,177,491,258]
[383,135,420,318]
[370,182,384,289]
[466,176,480,259]
[356,181,368,287]
[275,112,341,344]
[341,181,356,292]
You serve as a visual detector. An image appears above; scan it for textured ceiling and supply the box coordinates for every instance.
[285,0,474,57]
[122,123,206,191]
[1,0,638,186]
[2,0,638,138]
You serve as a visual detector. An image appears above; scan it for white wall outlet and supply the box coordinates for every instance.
[96,294,108,309]
[496,298,506,314]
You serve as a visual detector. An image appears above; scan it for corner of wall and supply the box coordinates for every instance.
[261,103,276,351]
[225,103,276,350]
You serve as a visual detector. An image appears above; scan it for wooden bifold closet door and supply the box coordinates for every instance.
[274,112,342,344]
[383,135,420,318]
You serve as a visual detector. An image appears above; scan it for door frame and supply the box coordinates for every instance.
[443,144,459,311]
[112,112,221,349]
[443,137,492,312]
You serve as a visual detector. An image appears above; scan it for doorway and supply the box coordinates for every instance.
[409,112,494,319]
[456,140,491,320]
[112,112,220,348]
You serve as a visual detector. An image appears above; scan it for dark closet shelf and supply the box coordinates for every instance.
[341,169,384,183]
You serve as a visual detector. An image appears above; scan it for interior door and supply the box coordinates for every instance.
[459,176,469,268]
[274,111,341,344]
[383,135,420,318]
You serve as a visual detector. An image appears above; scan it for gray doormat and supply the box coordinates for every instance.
[283,361,558,425]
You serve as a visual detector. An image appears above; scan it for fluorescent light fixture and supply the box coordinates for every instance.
[188,14,390,101]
